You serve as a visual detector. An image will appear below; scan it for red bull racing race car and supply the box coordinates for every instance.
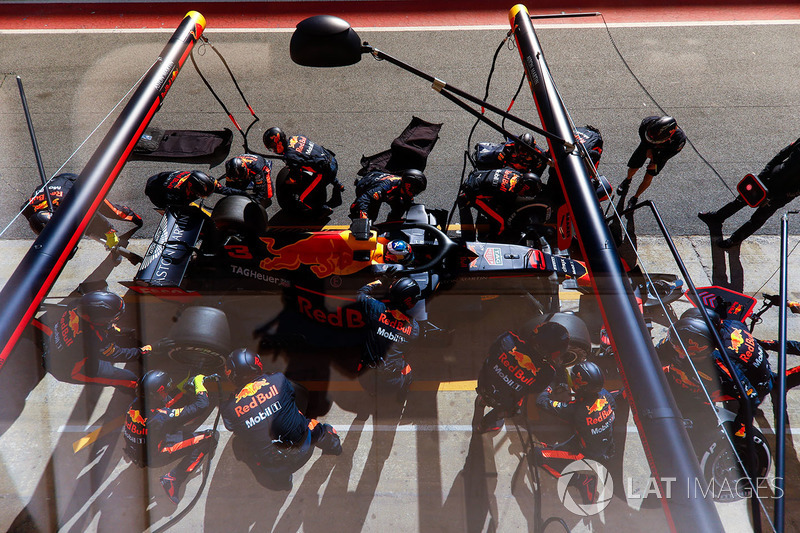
[126,196,591,366]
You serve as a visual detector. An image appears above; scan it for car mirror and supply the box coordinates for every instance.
[290,15,364,67]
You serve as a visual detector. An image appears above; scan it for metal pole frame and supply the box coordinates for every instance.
[0,11,207,369]
[508,5,723,531]
[775,213,789,532]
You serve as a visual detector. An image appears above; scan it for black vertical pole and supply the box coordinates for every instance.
[775,213,788,532]
[0,11,207,370]
[508,5,723,531]
[17,75,54,211]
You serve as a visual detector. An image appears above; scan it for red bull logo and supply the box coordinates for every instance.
[729,329,744,352]
[67,310,81,337]
[235,378,269,403]
[259,231,373,278]
[509,348,539,375]
[126,408,147,435]
[587,397,608,414]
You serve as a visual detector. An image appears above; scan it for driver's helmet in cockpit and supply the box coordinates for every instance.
[384,239,414,265]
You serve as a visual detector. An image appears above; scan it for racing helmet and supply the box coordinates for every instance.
[594,175,611,201]
[569,361,604,397]
[521,312,591,366]
[523,321,571,365]
[401,169,427,195]
[518,172,543,196]
[645,116,678,144]
[187,170,216,197]
[139,370,173,404]
[224,348,263,385]
[384,239,414,265]
[680,306,722,330]
[28,210,52,235]
[518,132,534,148]
[668,316,714,360]
[78,290,125,327]
[263,127,287,154]
[388,276,421,310]
[225,155,262,181]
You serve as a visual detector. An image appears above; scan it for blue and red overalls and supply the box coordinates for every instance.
[123,377,216,502]
[47,304,146,391]
[356,280,419,398]
[277,135,343,213]
[220,372,341,491]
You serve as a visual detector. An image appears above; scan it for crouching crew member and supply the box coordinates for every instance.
[357,275,421,402]
[350,169,427,222]
[47,290,151,391]
[474,321,571,433]
[144,170,221,209]
[220,349,342,491]
[123,370,218,504]
[218,154,274,208]
[264,127,344,216]
[534,362,620,504]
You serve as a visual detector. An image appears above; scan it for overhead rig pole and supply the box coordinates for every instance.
[507,5,723,532]
[0,11,207,371]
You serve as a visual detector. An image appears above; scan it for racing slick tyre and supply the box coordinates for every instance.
[167,306,232,370]
[699,423,771,502]
[211,195,268,235]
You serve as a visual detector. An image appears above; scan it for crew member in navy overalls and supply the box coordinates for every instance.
[220,349,341,491]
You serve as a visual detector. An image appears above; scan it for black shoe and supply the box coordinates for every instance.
[160,473,181,504]
[698,211,721,225]
[476,414,505,434]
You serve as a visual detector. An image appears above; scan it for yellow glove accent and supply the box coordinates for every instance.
[193,374,207,394]
[104,230,119,249]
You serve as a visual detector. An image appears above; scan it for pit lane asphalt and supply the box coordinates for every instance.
[2,21,800,533]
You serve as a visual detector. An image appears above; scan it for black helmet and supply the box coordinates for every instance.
[263,127,287,154]
[521,312,591,366]
[78,290,125,326]
[28,210,52,235]
[226,155,264,181]
[186,170,216,197]
[523,321,570,365]
[139,369,173,404]
[570,361,604,396]
[225,348,263,385]
[668,317,714,359]
[388,277,421,310]
[680,306,722,330]
[401,169,427,195]
[645,116,678,144]
[518,172,543,196]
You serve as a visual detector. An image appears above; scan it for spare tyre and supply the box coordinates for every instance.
[167,306,232,369]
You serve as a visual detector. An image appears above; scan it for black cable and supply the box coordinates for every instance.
[598,14,735,197]
[190,38,260,153]
[512,399,571,533]
[447,33,511,231]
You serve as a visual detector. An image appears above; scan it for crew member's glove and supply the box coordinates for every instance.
[104,229,119,250]
[133,214,144,228]
[190,374,208,394]
[627,196,638,210]
[616,178,630,196]
[380,265,399,284]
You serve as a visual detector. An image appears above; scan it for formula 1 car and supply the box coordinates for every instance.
[126,195,591,363]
